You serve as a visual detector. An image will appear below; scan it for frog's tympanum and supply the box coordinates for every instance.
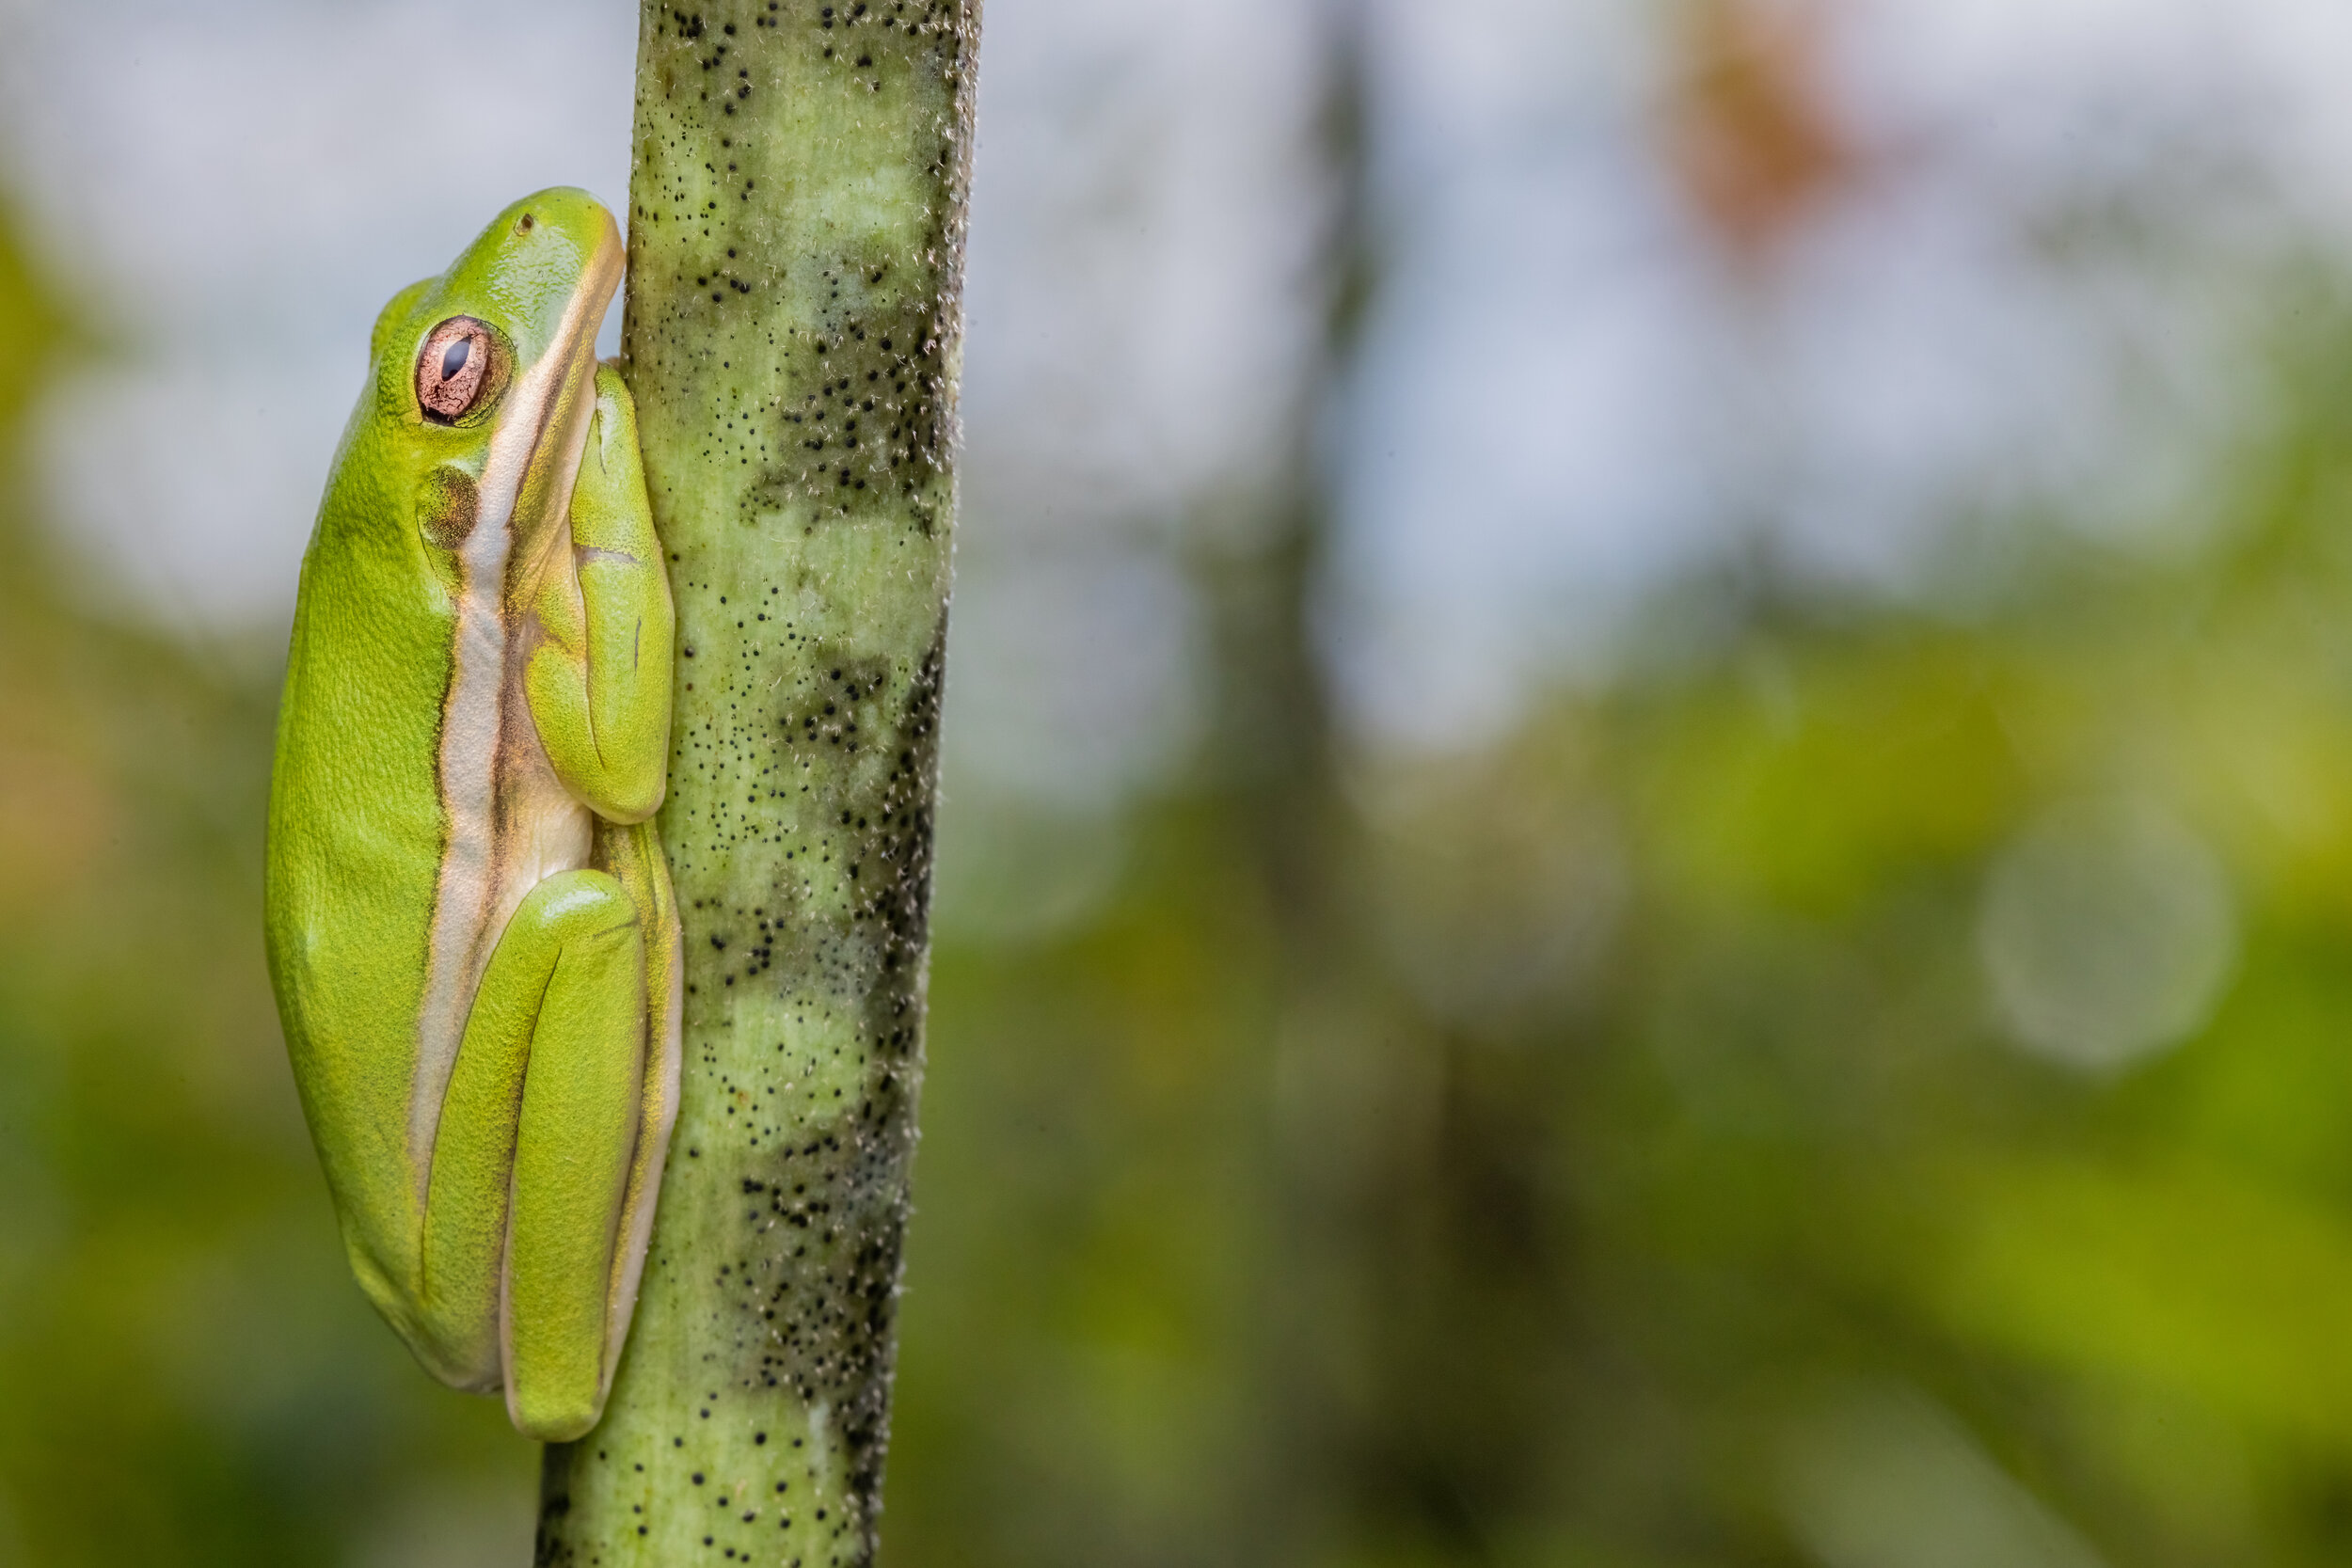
[264,189,681,1442]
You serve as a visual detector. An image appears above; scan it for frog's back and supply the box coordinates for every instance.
[264,407,453,1291]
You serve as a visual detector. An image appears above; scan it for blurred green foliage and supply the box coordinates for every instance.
[882,273,2352,1568]
[19,179,2352,1568]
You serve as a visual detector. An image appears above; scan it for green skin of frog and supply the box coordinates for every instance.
[264,189,682,1443]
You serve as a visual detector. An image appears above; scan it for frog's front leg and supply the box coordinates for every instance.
[525,364,673,822]
[497,359,683,1438]
[416,869,648,1442]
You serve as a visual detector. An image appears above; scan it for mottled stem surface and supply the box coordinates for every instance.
[536,4,977,1563]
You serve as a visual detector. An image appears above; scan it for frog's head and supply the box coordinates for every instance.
[362,187,623,575]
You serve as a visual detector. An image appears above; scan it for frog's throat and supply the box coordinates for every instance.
[407,230,626,1196]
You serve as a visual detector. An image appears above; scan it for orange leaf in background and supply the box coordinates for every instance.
[0,696,115,927]
[1662,0,1857,269]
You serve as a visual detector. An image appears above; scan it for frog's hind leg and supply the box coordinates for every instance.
[593,814,683,1407]
[419,868,646,1442]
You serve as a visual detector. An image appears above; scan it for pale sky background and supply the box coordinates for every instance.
[3,0,2352,793]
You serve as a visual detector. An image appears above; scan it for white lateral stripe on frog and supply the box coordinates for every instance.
[408,236,622,1196]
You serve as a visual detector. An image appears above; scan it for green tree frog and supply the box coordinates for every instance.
[264,189,682,1442]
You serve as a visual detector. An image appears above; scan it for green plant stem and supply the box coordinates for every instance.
[535,4,977,1562]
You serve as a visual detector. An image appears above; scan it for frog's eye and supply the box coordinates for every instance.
[416,317,496,424]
